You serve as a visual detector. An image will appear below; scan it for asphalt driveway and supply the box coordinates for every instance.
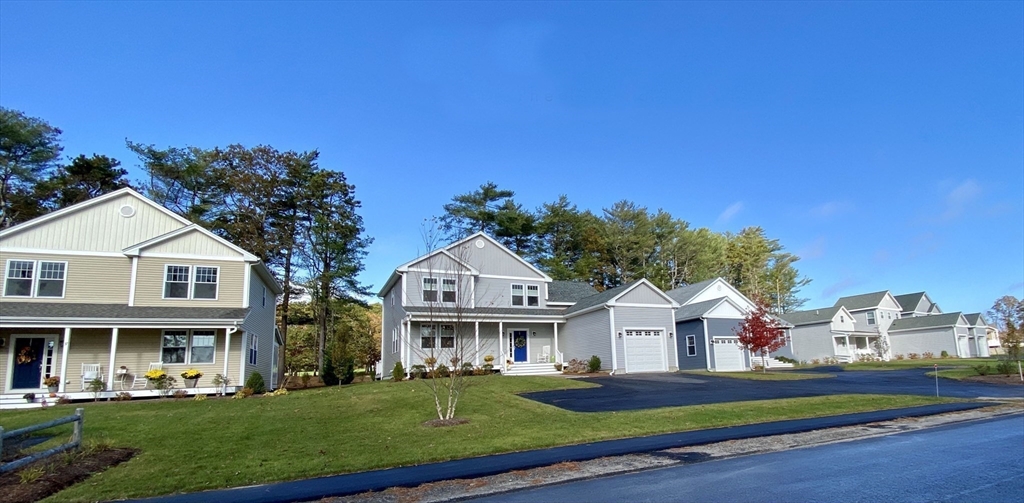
[522,367,1024,412]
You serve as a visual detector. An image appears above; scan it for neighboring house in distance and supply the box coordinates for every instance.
[666,278,794,372]
[779,305,860,363]
[0,188,282,404]
[894,292,942,318]
[887,312,975,357]
[963,313,992,358]
[378,232,681,378]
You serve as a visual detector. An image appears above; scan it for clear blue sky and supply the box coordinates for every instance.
[2,1,1021,315]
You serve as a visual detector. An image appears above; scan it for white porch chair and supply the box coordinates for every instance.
[538,345,551,363]
[81,363,101,391]
[132,362,163,389]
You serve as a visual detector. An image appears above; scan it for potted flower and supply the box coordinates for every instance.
[23,392,36,403]
[144,368,168,388]
[180,369,203,388]
[44,376,60,393]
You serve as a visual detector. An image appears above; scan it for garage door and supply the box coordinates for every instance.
[712,337,745,371]
[624,329,667,373]
[958,336,970,358]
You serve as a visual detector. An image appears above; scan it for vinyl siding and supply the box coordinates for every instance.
[133,257,245,308]
[501,323,556,363]
[451,239,546,279]
[142,229,244,257]
[474,276,547,309]
[0,193,186,252]
[617,283,669,305]
[241,269,278,387]
[380,282,407,378]
[789,324,838,362]
[0,251,131,303]
[613,306,676,372]
[675,319,707,371]
[562,308,612,369]
[889,327,958,357]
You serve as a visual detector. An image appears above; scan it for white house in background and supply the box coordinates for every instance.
[779,305,860,363]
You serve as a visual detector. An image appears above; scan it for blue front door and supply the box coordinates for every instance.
[511,330,529,362]
[12,337,45,389]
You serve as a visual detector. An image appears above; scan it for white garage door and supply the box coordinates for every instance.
[712,337,745,371]
[624,329,667,373]
[958,336,970,358]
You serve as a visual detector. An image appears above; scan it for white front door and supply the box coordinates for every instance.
[624,329,667,373]
[712,337,745,371]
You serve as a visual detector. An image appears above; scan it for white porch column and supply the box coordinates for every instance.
[553,322,559,363]
[106,328,119,388]
[223,328,233,387]
[498,321,504,370]
[474,322,480,366]
[58,327,71,393]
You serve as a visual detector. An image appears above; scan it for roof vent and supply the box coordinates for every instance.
[815,310,819,314]
[118,204,136,218]
[475,239,485,249]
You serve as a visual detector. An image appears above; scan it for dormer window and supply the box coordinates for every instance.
[511,284,524,306]
[867,312,876,325]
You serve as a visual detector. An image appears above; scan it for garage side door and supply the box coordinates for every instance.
[712,337,745,371]
[624,329,667,373]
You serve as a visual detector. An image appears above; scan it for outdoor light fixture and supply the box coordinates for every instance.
[532,332,536,336]
[617,332,622,338]
[48,340,54,348]
[669,332,674,338]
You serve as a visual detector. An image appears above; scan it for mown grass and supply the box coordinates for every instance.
[683,371,834,380]
[0,376,952,501]
[842,357,997,371]
[928,368,982,380]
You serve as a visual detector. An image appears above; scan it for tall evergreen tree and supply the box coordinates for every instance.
[0,108,63,227]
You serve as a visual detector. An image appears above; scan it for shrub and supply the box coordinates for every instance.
[940,350,949,359]
[193,393,208,401]
[392,361,405,382]
[588,355,602,373]
[172,390,189,399]
[460,362,475,375]
[895,354,905,360]
[973,364,991,376]
[244,372,266,394]
[811,359,820,365]
[424,356,437,367]
[301,373,312,387]
[775,356,798,364]
[114,392,132,401]
[410,364,427,379]
[922,352,935,359]
[86,378,106,401]
[56,395,73,405]
[481,363,494,373]
[234,387,254,399]
[996,360,1014,376]
[212,373,231,393]
[434,364,451,378]
[269,387,289,396]
[322,352,339,386]
[338,356,356,385]
[908,353,920,360]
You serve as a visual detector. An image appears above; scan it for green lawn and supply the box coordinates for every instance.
[929,368,982,380]
[683,370,834,380]
[1,376,953,501]
[841,357,998,371]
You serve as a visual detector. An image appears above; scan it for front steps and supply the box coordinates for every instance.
[503,362,563,376]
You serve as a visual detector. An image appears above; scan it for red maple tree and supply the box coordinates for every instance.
[735,298,789,373]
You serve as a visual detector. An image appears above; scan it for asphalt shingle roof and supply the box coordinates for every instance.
[674,298,726,322]
[563,281,640,315]
[548,281,599,303]
[888,312,964,331]
[664,278,718,305]
[404,306,566,317]
[833,291,890,311]
[0,303,250,320]
[893,292,926,312]
[963,313,985,326]
[778,306,844,326]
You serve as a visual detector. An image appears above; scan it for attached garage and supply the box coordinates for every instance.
[624,329,667,373]
[712,337,746,371]
[957,336,970,358]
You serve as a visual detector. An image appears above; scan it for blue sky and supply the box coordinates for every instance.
[1,1,1021,315]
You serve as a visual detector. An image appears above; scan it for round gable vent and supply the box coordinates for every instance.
[119,204,136,218]
[475,239,485,249]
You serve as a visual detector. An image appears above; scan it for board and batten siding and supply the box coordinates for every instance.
[562,308,612,370]
[241,268,278,387]
[0,251,131,303]
[132,257,245,308]
[0,193,186,252]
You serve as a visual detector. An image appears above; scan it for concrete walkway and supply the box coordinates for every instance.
[133,402,989,503]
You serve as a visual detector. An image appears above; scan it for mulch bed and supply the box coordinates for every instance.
[0,447,138,503]
[963,374,1024,386]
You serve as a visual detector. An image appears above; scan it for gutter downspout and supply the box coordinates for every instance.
[702,317,712,371]
[607,305,618,375]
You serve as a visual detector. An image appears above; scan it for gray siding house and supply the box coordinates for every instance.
[378,232,681,377]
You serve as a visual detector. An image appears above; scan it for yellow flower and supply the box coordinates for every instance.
[144,369,167,380]
[180,369,204,379]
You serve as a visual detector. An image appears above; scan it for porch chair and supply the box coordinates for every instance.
[538,345,551,363]
[81,363,101,391]
[132,362,163,389]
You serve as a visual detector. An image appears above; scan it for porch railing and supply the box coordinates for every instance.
[0,408,84,473]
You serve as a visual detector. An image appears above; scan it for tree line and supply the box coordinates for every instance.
[438,182,811,312]
[0,107,373,376]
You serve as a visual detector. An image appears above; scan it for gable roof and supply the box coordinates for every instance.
[833,290,902,311]
[893,292,926,312]
[446,232,552,281]
[963,313,988,326]
[122,224,259,261]
[396,248,480,275]
[779,306,846,326]
[674,297,744,322]
[0,187,192,239]
[889,312,965,332]
[664,278,719,305]
[564,279,678,316]
[548,281,599,303]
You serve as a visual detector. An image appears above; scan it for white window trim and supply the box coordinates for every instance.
[419,323,437,349]
[441,278,458,304]
[248,333,258,366]
[391,328,399,354]
[3,259,68,299]
[193,265,220,301]
[438,323,457,350]
[511,283,525,307]
[422,277,439,303]
[686,335,697,357]
[159,329,218,365]
[526,284,540,307]
[162,264,221,301]
[262,285,267,307]
[867,312,876,325]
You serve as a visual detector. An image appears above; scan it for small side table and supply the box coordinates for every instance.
[115,368,130,390]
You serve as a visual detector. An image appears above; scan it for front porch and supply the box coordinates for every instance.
[833,332,887,362]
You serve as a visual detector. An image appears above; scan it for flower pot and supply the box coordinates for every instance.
[184,378,198,388]
[48,385,58,393]
[146,380,156,389]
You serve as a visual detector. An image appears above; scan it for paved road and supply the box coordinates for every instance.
[468,414,1024,503]
[523,368,1024,412]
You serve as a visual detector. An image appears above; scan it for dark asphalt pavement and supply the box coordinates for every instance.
[467,414,1024,503]
[132,403,987,503]
[522,368,1024,412]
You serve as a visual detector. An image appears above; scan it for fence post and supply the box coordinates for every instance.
[72,408,84,447]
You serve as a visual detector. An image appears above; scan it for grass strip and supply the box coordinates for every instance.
[682,371,834,380]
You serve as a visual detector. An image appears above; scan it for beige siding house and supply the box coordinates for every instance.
[0,188,282,406]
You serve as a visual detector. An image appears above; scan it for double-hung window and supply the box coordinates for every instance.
[686,335,697,356]
[4,259,67,298]
[420,324,437,348]
[161,329,217,364]
[248,334,258,365]
[392,328,399,354]
[163,265,220,300]
[527,285,539,306]
[439,324,455,348]
[442,278,457,303]
[867,312,876,325]
[422,277,438,302]
[511,284,524,306]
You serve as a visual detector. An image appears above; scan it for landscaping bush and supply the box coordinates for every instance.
[940,350,949,358]
[996,360,1014,376]
[172,390,189,399]
[322,352,339,386]
[301,374,312,387]
[392,361,405,382]
[234,387,254,399]
[588,355,602,373]
[895,354,905,360]
[973,364,991,376]
[922,352,935,359]
[434,364,451,378]
[114,392,132,401]
[908,353,920,360]
[244,372,267,394]
[338,356,356,385]
[775,356,798,364]
[410,364,427,379]
[811,358,820,365]
[193,393,207,401]
[481,363,494,373]
[461,362,475,375]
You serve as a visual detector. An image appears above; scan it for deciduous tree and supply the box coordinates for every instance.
[735,298,789,373]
